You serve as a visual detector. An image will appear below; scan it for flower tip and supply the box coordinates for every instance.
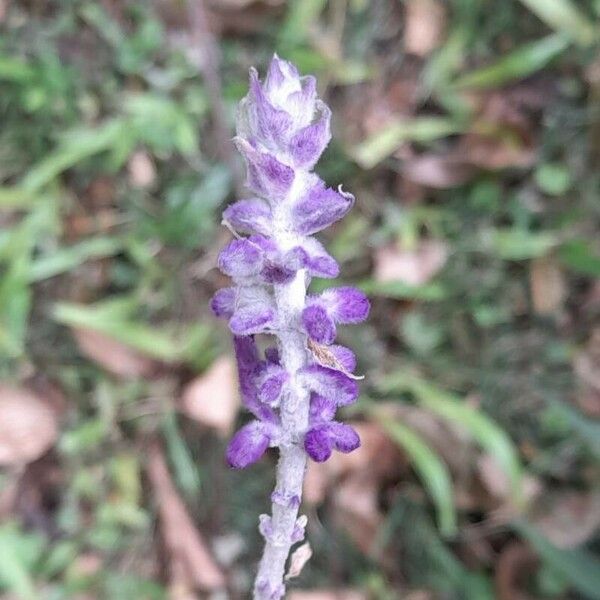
[226,421,271,469]
[305,422,361,462]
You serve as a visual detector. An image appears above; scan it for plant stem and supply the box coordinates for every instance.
[254,181,311,599]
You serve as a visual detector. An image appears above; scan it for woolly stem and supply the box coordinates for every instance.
[253,183,311,599]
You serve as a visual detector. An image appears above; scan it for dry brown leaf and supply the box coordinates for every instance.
[288,591,367,600]
[575,387,600,419]
[574,332,600,392]
[147,442,226,592]
[374,240,448,286]
[495,541,539,600]
[333,473,383,556]
[528,489,600,549]
[478,455,545,506]
[71,553,103,578]
[181,356,239,436]
[477,454,542,519]
[74,328,158,378]
[460,131,535,171]
[458,89,538,171]
[477,454,511,500]
[286,542,313,580]
[167,584,200,600]
[128,150,156,188]
[404,0,446,57]
[403,154,475,188]
[529,258,566,315]
[86,176,115,209]
[389,404,472,474]
[0,386,58,466]
[574,328,600,417]
[0,2,7,24]
[341,67,419,145]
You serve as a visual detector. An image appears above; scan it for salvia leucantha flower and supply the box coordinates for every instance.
[211,55,369,599]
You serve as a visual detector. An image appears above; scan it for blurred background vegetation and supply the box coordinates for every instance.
[1,0,600,598]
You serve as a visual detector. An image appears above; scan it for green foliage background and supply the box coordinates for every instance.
[1,0,599,598]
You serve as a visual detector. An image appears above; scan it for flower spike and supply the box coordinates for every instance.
[212,55,368,599]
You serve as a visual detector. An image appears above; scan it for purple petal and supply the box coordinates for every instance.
[234,138,295,200]
[226,421,272,469]
[292,180,354,236]
[229,306,275,335]
[304,421,360,463]
[280,247,307,271]
[264,55,301,98]
[233,335,260,373]
[329,421,360,453]
[304,424,333,462]
[322,286,370,323]
[223,198,272,235]
[329,345,357,372]
[264,55,288,97]
[285,75,317,129]
[264,346,280,364]
[210,287,235,318]
[218,238,263,278]
[300,237,339,279]
[309,393,337,423]
[233,335,261,407]
[257,365,289,406]
[261,262,297,284]
[302,304,336,344]
[289,101,331,169]
[251,237,302,284]
[249,68,294,143]
[298,364,359,406]
[233,336,276,421]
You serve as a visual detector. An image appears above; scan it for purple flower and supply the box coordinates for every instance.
[211,55,369,598]
[227,420,274,469]
[292,179,353,235]
[223,198,272,235]
[329,345,357,372]
[257,364,289,406]
[302,286,370,343]
[304,422,360,463]
[298,364,359,406]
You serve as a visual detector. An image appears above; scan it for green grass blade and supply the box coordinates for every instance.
[279,0,327,47]
[454,34,570,89]
[0,524,44,600]
[378,374,523,503]
[358,279,448,301]
[0,187,38,210]
[28,237,123,282]
[491,229,557,260]
[0,256,32,358]
[162,411,202,499]
[374,412,457,536]
[351,118,462,169]
[516,522,600,599]
[518,0,596,45]
[0,57,35,82]
[52,302,180,361]
[559,240,600,277]
[21,120,124,192]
